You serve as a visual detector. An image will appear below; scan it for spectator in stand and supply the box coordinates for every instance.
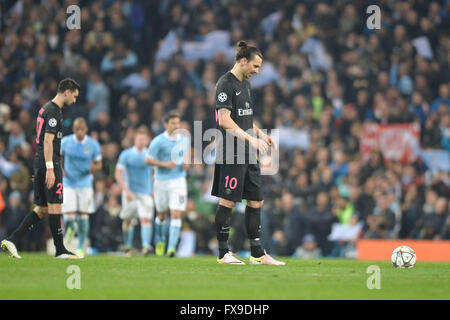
[2,191,26,250]
[364,192,396,239]
[100,41,138,76]
[7,150,30,201]
[414,197,448,239]
[305,192,337,256]
[334,194,355,226]
[292,234,322,259]
[440,214,450,240]
[90,195,123,253]
[440,113,450,151]
[269,191,303,257]
[431,83,450,114]
[84,20,115,67]
[86,70,110,124]
[400,184,422,238]
[7,122,26,153]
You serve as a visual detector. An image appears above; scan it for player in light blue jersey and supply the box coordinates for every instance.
[146,111,190,257]
[61,118,102,258]
[115,126,154,256]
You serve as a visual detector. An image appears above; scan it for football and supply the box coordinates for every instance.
[391,246,416,268]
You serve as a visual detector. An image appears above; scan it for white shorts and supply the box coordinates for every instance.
[120,192,154,220]
[62,187,95,214]
[154,177,187,212]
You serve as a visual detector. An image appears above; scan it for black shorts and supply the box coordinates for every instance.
[33,163,63,206]
[211,163,263,202]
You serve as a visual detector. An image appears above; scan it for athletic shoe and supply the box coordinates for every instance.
[249,251,285,265]
[1,240,21,259]
[167,249,176,258]
[122,245,132,255]
[217,252,245,265]
[55,251,82,259]
[124,247,134,257]
[76,249,85,258]
[155,242,165,257]
[141,246,154,256]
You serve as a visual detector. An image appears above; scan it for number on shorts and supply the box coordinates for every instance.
[224,176,237,190]
[56,183,63,194]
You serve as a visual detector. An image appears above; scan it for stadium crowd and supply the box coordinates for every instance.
[0,0,449,258]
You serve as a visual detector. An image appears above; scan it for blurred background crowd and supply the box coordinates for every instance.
[0,0,449,258]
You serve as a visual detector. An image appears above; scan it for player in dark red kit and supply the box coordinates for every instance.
[2,78,81,259]
[212,41,285,265]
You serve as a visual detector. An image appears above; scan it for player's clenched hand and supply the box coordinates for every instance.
[45,168,55,189]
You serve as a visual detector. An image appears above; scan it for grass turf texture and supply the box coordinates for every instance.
[1,253,449,300]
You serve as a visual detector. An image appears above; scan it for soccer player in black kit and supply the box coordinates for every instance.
[1,79,81,259]
[212,41,285,265]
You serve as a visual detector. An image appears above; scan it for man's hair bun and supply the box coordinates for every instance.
[235,40,262,61]
[237,40,247,48]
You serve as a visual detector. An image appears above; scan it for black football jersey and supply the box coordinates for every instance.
[214,71,256,165]
[35,101,63,165]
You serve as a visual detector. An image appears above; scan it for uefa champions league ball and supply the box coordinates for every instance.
[391,246,416,268]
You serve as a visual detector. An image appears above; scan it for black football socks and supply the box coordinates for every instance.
[245,206,265,258]
[49,214,70,256]
[8,211,41,243]
[215,205,233,259]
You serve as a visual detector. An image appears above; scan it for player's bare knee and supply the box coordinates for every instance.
[157,211,169,221]
[34,206,48,218]
[247,200,264,208]
[122,219,132,228]
[47,203,62,214]
[170,210,182,219]
[219,198,235,208]
[140,218,151,226]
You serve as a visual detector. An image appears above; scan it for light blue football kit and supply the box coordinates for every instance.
[148,132,190,254]
[116,146,154,249]
[61,134,101,251]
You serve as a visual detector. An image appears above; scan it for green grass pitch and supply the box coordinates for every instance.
[1,253,449,300]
